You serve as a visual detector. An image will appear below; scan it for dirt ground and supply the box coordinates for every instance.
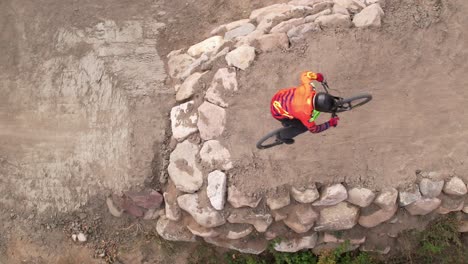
[1,0,467,262]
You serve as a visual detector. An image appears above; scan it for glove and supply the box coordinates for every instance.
[329,116,339,127]
[316,73,324,83]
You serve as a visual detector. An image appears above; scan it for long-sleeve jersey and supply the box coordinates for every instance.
[270,71,331,133]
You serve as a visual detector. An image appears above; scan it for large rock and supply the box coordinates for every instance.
[225,46,256,70]
[419,178,444,198]
[177,194,225,228]
[334,0,366,12]
[443,177,467,196]
[436,194,465,214]
[405,198,441,216]
[358,204,397,228]
[274,233,318,252]
[287,22,320,42]
[176,72,205,102]
[256,33,290,52]
[315,202,359,231]
[399,185,422,206]
[168,141,203,193]
[156,217,196,242]
[312,184,348,206]
[187,219,220,238]
[225,23,256,40]
[227,209,273,232]
[207,170,227,210]
[200,140,233,170]
[167,50,195,79]
[187,36,224,57]
[315,14,352,28]
[163,192,181,221]
[352,4,384,28]
[333,4,350,15]
[197,101,226,140]
[236,30,265,47]
[291,185,320,203]
[266,190,291,210]
[283,204,318,233]
[374,188,398,211]
[347,187,376,207]
[170,101,198,141]
[227,185,262,208]
[225,225,254,240]
[271,18,306,33]
[250,4,296,22]
[211,19,250,35]
[205,237,267,255]
[205,68,238,108]
[125,189,163,209]
[305,8,332,22]
[178,53,210,80]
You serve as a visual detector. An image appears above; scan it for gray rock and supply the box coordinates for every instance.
[225,23,256,40]
[436,194,465,214]
[353,4,384,28]
[197,101,226,140]
[186,220,220,238]
[106,196,123,217]
[274,233,318,252]
[405,198,441,216]
[177,194,225,228]
[291,185,320,203]
[156,217,196,242]
[304,8,332,23]
[176,72,205,102]
[374,188,398,210]
[179,53,210,80]
[225,46,256,70]
[443,177,467,196]
[228,185,262,208]
[312,184,348,206]
[170,101,198,141]
[419,178,444,198]
[211,19,250,35]
[77,232,87,243]
[225,225,254,240]
[315,14,352,28]
[207,170,227,210]
[266,190,291,210]
[227,209,273,232]
[347,187,376,207]
[256,33,290,52]
[167,51,195,79]
[399,185,422,206]
[283,204,318,233]
[271,18,306,33]
[236,30,265,47]
[286,22,320,42]
[358,204,397,228]
[250,4,296,22]
[187,36,224,57]
[200,140,233,170]
[168,141,203,193]
[205,68,238,108]
[315,202,359,231]
[205,237,267,254]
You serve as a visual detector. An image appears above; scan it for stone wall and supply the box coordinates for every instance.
[154,0,467,255]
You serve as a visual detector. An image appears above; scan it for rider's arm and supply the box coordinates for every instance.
[296,112,331,134]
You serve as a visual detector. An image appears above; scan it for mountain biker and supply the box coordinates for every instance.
[270,71,340,144]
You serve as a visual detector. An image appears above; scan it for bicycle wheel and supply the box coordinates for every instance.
[256,127,287,149]
[335,93,372,113]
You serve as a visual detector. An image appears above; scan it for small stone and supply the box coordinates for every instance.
[436,194,464,214]
[187,36,224,57]
[353,4,384,28]
[405,198,441,216]
[374,188,398,211]
[315,14,352,28]
[270,18,306,33]
[168,52,195,79]
[227,185,262,208]
[176,72,205,102]
[225,23,256,40]
[225,46,256,70]
[143,208,161,220]
[227,209,273,232]
[225,225,254,240]
[177,194,225,228]
[315,202,359,231]
[187,220,220,238]
[170,101,198,141]
[106,196,123,217]
[347,187,376,207]
[207,170,227,210]
[443,177,467,196]
[205,68,238,108]
[204,237,267,255]
[71,234,77,242]
[419,178,444,198]
[266,191,291,210]
[312,184,348,206]
[77,233,87,243]
[197,101,226,140]
[399,185,422,206]
[358,204,398,228]
[168,141,203,193]
[156,217,196,242]
[255,33,290,52]
[164,192,181,221]
[291,185,320,203]
[274,233,318,252]
[463,205,468,214]
[458,221,468,233]
[200,140,233,170]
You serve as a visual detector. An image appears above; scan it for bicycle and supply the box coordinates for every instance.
[256,82,372,149]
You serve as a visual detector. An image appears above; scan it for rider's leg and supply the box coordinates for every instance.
[277,119,308,144]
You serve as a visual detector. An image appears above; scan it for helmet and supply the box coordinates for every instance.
[313,92,336,113]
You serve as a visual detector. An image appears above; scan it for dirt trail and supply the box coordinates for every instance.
[224,0,468,193]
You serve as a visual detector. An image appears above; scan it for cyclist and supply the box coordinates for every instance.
[270,71,340,144]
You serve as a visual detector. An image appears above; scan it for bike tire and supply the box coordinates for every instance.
[256,127,288,149]
[335,93,372,113]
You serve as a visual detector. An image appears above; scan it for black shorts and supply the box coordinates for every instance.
[277,119,308,140]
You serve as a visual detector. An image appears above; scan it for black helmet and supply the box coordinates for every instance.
[314,92,336,113]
